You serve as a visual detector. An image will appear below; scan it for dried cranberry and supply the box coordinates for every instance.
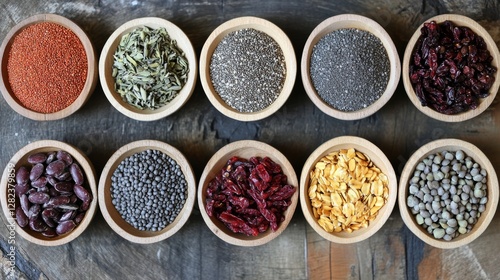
[205,156,296,236]
[409,20,496,115]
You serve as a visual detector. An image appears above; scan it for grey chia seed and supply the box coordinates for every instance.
[111,149,187,232]
[310,28,390,112]
[209,28,286,113]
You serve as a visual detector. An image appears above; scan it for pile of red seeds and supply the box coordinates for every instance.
[7,22,88,114]
[205,156,296,236]
[409,20,496,115]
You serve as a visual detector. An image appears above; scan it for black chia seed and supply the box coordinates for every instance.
[310,28,390,112]
[110,149,188,232]
[209,28,286,113]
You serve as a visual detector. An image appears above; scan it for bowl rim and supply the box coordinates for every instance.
[301,14,401,121]
[99,17,197,121]
[0,13,97,121]
[197,139,299,246]
[398,138,499,249]
[402,14,500,122]
[199,16,297,122]
[98,139,196,244]
[0,140,98,246]
[299,135,398,243]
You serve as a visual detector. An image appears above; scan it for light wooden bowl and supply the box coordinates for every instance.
[301,14,400,121]
[98,140,196,244]
[0,14,97,121]
[99,17,197,121]
[198,140,299,246]
[402,14,500,122]
[300,136,397,243]
[398,139,498,249]
[199,16,297,122]
[0,140,97,246]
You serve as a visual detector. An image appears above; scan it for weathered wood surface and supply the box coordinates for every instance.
[0,0,500,279]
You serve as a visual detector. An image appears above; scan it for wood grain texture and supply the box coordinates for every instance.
[0,0,500,279]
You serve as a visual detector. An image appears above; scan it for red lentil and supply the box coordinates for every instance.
[7,22,88,114]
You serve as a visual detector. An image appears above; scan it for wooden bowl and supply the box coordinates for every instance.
[99,17,197,121]
[0,14,97,121]
[301,14,400,121]
[198,140,299,246]
[402,14,500,122]
[199,16,297,122]
[0,140,97,246]
[300,136,397,243]
[398,139,499,249]
[98,140,196,244]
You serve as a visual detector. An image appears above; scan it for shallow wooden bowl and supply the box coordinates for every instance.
[300,136,397,243]
[402,14,500,122]
[0,14,97,121]
[199,16,297,122]
[198,140,299,246]
[301,14,400,121]
[398,139,498,249]
[99,17,197,121]
[98,140,196,244]
[0,140,97,246]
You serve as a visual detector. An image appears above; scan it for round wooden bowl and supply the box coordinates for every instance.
[199,16,297,122]
[98,140,196,244]
[402,14,500,122]
[398,139,498,249]
[198,140,299,246]
[301,14,400,121]
[0,14,97,121]
[300,136,397,243]
[99,17,197,121]
[0,140,97,246]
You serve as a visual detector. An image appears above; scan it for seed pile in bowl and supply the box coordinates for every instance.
[14,150,93,237]
[406,150,488,241]
[111,149,187,231]
[308,148,389,233]
[309,28,390,111]
[409,20,496,114]
[205,156,296,236]
[112,26,189,110]
[7,22,87,113]
[209,28,286,113]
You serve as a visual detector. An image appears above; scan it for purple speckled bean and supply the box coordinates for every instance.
[42,213,56,228]
[29,217,48,232]
[74,185,91,204]
[56,220,76,235]
[16,207,28,228]
[16,166,29,185]
[20,194,30,216]
[27,153,47,164]
[29,163,44,182]
[74,213,85,224]
[42,228,57,238]
[28,192,50,204]
[59,210,74,222]
[70,163,84,185]
[15,183,29,198]
[31,176,47,189]
[46,160,65,176]
[54,181,74,193]
[45,152,56,164]
[28,204,41,220]
[57,150,73,166]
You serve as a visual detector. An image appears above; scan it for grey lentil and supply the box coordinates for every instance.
[210,28,286,113]
[111,149,188,231]
[406,150,488,241]
[309,28,389,111]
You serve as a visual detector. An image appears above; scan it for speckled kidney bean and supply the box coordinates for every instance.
[56,220,76,235]
[14,150,93,238]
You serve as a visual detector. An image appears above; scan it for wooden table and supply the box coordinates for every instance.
[1,1,500,279]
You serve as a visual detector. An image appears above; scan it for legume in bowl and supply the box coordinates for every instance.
[0,140,97,246]
[98,140,196,244]
[301,14,401,121]
[402,14,500,122]
[0,14,97,121]
[398,139,498,249]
